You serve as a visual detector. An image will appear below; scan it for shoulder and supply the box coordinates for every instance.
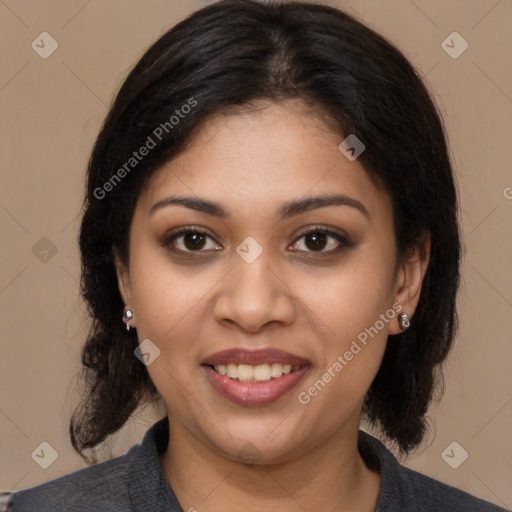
[5,416,177,512]
[6,446,137,512]
[399,465,508,512]
[358,430,508,512]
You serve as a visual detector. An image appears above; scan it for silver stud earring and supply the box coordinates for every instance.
[398,312,411,331]
[123,308,134,332]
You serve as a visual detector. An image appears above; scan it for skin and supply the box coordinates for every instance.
[114,99,430,512]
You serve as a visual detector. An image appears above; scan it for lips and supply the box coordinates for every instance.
[201,348,311,406]
[202,348,310,367]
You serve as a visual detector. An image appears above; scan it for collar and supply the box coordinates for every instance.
[127,416,416,512]
[127,416,182,511]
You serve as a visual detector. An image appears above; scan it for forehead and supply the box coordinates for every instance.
[138,100,391,222]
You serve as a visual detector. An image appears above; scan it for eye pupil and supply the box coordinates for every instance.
[168,227,345,255]
[305,232,327,251]
[184,232,206,250]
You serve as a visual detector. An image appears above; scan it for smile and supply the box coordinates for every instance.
[201,348,311,406]
[209,362,302,382]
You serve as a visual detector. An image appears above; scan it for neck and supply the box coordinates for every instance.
[159,417,381,512]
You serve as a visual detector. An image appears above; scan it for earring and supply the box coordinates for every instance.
[123,307,134,332]
[398,312,411,331]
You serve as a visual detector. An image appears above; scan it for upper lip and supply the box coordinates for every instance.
[202,348,310,367]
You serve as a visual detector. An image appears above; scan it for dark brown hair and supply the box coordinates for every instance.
[72,0,461,463]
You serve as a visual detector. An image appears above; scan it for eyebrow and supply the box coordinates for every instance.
[149,193,370,220]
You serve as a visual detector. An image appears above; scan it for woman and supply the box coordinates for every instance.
[3,0,507,510]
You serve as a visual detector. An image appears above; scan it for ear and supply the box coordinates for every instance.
[113,248,136,328]
[389,232,431,335]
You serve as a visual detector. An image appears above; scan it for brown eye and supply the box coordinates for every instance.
[291,227,351,254]
[163,225,352,257]
[181,231,207,250]
[303,231,328,251]
[164,228,221,253]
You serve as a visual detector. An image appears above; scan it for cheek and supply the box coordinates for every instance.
[132,276,197,332]
[296,248,395,341]
[130,242,191,345]
[128,246,216,360]
[294,249,394,400]
[128,257,211,408]
[297,284,391,420]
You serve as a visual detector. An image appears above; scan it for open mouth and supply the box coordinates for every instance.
[204,363,303,382]
[201,348,311,406]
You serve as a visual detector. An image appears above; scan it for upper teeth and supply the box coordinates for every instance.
[214,363,299,381]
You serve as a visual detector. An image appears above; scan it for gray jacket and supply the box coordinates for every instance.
[2,416,507,511]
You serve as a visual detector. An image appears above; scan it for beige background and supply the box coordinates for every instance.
[1,0,511,509]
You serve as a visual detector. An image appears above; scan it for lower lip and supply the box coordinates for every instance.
[202,365,309,406]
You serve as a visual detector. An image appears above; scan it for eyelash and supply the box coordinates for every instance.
[162,225,352,257]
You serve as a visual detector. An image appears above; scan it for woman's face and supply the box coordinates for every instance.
[115,100,425,463]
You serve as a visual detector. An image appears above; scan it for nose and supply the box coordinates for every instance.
[212,249,296,334]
